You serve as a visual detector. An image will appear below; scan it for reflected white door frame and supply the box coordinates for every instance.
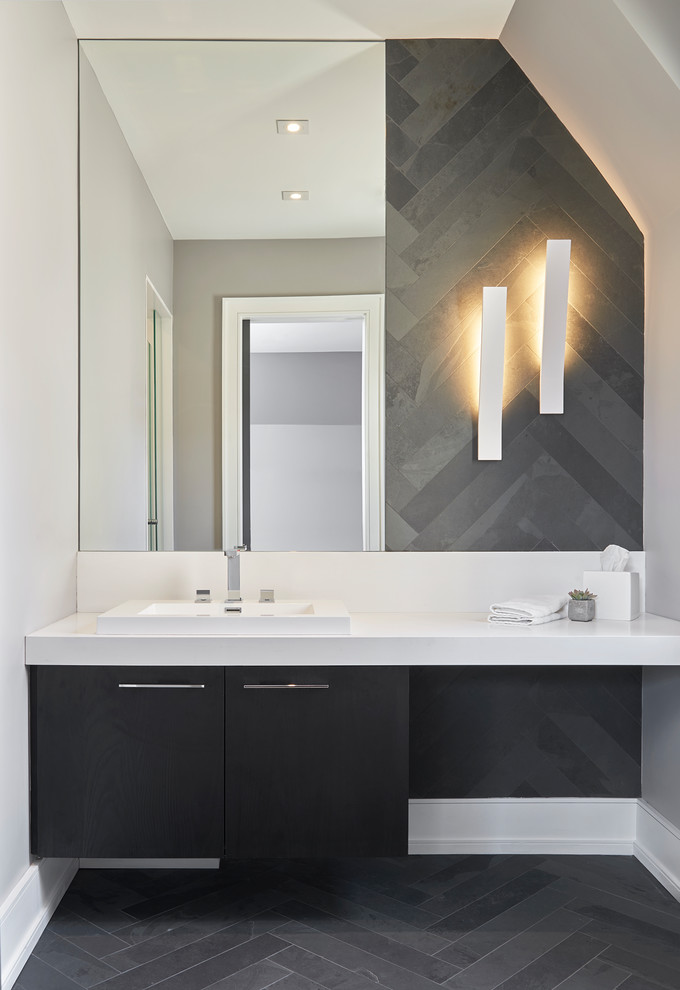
[145,277,174,550]
[222,294,385,552]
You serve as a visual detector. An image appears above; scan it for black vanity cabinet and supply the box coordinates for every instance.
[30,666,225,858]
[225,666,409,858]
[30,664,408,859]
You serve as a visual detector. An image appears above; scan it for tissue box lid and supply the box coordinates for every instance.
[582,570,640,621]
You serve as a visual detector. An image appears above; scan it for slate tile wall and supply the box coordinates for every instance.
[386,40,644,553]
[410,667,642,798]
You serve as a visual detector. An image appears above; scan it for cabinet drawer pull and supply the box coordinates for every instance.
[118,683,206,689]
[243,683,329,690]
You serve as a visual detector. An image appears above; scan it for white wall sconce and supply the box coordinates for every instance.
[478,286,507,461]
[540,239,571,414]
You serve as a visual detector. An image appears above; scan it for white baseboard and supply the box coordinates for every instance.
[79,858,220,869]
[0,857,77,990]
[408,798,638,855]
[1,799,677,989]
[634,800,680,901]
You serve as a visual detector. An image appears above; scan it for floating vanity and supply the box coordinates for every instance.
[26,608,680,863]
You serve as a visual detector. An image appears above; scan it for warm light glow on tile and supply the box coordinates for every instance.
[478,287,507,461]
[467,309,484,414]
[540,239,571,414]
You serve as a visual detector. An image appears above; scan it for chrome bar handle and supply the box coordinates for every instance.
[118,683,206,689]
[243,683,329,690]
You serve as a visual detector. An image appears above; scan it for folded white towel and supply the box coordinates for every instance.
[487,594,569,625]
[488,606,567,626]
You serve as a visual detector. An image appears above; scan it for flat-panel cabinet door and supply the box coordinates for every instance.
[225,666,409,857]
[31,666,224,858]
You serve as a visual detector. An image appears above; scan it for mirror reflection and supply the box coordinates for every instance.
[79,40,386,551]
[247,316,364,551]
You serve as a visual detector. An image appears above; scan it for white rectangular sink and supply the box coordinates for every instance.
[96,600,351,635]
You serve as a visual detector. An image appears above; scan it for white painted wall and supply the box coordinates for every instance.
[77,549,645,615]
[61,0,516,43]
[501,0,680,234]
[613,0,680,91]
[79,50,174,551]
[0,0,78,968]
[643,206,680,619]
[642,668,680,829]
[641,210,680,831]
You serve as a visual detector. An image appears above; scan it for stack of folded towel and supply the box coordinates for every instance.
[488,594,569,626]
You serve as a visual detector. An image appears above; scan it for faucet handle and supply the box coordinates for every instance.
[259,589,275,603]
[224,545,248,557]
[195,589,211,603]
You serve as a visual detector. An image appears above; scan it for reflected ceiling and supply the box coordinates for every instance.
[81,40,385,240]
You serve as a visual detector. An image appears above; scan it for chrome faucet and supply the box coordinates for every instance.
[224,545,247,602]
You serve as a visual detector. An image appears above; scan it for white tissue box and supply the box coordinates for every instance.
[582,571,640,620]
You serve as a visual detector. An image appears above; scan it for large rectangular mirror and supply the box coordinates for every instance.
[79,40,386,551]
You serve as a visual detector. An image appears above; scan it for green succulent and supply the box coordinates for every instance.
[568,588,597,600]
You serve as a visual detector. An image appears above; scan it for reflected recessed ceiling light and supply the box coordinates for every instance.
[282,190,309,201]
[276,119,309,135]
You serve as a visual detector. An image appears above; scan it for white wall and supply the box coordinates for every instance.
[640,209,680,832]
[79,50,174,551]
[0,0,78,953]
[501,0,680,234]
[77,549,646,615]
[643,206,680,620]
[642,667,680,829]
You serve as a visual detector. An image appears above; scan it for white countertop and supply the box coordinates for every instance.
[24,611,680,666]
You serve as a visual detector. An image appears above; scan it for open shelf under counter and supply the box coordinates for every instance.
[25,610,680,666]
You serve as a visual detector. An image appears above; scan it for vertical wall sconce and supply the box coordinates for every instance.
[478,286,507,461]
[540,239,571,414]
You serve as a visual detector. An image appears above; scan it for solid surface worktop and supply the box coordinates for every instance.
[25,611,680,665]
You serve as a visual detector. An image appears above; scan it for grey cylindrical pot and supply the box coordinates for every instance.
[568,599,595,622]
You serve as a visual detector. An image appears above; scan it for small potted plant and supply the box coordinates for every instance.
[568,589,597,622]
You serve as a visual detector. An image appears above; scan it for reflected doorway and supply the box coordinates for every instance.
[244,317,364,551]
[145,278,174,550]
[223,295,384,551]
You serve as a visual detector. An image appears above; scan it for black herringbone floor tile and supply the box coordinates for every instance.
[16,857,680,990]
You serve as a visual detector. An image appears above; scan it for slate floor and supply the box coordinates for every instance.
[15,855,680,990]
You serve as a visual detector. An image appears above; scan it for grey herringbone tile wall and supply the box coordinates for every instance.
[385,40,644,553]
[410,667,641,799]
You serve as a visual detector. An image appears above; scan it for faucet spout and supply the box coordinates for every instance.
[224,545,247,602]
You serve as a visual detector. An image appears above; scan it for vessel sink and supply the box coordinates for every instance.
[96,599,351,635]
